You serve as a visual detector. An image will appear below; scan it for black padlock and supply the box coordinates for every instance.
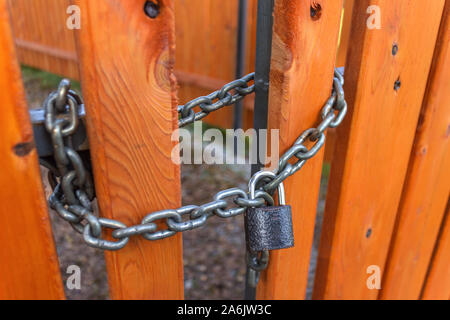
[245,171,294,252]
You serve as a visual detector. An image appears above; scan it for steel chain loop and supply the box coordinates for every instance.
[43,68,346,254]
[178,73,255,127]
[263,69,346,192]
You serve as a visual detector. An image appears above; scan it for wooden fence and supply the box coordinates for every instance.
[7,0,259,129]
[6,0,350,161]
[1,0,448,300]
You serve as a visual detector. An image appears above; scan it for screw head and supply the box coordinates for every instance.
[144,1,159,19]
[392,44,399,56]
[310,2,322,20]
[394,78,401,91]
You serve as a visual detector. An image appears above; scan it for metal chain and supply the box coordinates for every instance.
[178,73,255,127]
[262,69,346,193]
[43,68,346,254]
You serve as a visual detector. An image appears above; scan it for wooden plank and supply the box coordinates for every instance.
[0,0,64,300]
[336,0,354,68]
[175,0,238,128]
[324,0,355,164]
[14,38,78,63]
[74,0,183,299]
[381,1,450,300]
[7,0,258,129]
[7,0,80,79]
[421,204,450,300]
[256,0,344,300]
[313,0,445,300]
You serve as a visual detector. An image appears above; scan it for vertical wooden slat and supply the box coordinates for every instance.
[381,1,450,300]
[74,0,183,299]
[174,0,238,129]
[313,0,445,300]
[7,0,79,80]
[336,0,355,68]
[0,0,64,300]
[324,0,355,164]
[421,205,450,300]
[256,0,344,300]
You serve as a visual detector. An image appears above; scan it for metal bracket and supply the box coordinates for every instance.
[30,105,89,158]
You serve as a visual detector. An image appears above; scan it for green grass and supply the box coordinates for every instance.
[322,161,331,180]
[20,65,81,92]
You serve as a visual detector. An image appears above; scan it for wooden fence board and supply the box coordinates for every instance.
[256,0,344,300]
[7,0,259,129]
[7,0,79,80]
[313,0,445,300]
[421,204,450,300]
[336,0,354,68]
[323,0,355,165]
[0,0,64,300]
[174,0,257,129]
[74,0,183,299]
[175,0,238,129]
[381,1,450,300]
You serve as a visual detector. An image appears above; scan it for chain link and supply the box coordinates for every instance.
[43,68,345,253]
[263,69,346,192]
[178,73,255,127]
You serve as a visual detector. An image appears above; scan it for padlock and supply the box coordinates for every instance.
[244,171,294,252]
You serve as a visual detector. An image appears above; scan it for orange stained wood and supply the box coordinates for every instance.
[325,0,354,164]
[0,0,64,300]
[175,0,259,130]
[7,0,80,80]
[175,0,239,129]
[421,204,450,300]
[74,0,183,299]
[256,0,344,300]
[381,1,450,300]
[336,0,354,68]
[7,0,259,129]
[313,0,446,300]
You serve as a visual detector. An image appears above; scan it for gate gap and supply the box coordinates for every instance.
[305,161,331,299]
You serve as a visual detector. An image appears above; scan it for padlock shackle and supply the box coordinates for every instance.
[248,170,285,205]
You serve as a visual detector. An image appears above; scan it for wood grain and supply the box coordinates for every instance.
[313,0,445,300]
[74,0,183,299]
[256,0,344,300]
[421,204,450,300]
[381,1,450,299]
[0,0,64,300]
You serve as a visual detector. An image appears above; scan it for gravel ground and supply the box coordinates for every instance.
[42,164,250,300]
[24,68,327,300]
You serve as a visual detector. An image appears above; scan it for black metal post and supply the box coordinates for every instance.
[233,0,248,130]
[245,0,274,300]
